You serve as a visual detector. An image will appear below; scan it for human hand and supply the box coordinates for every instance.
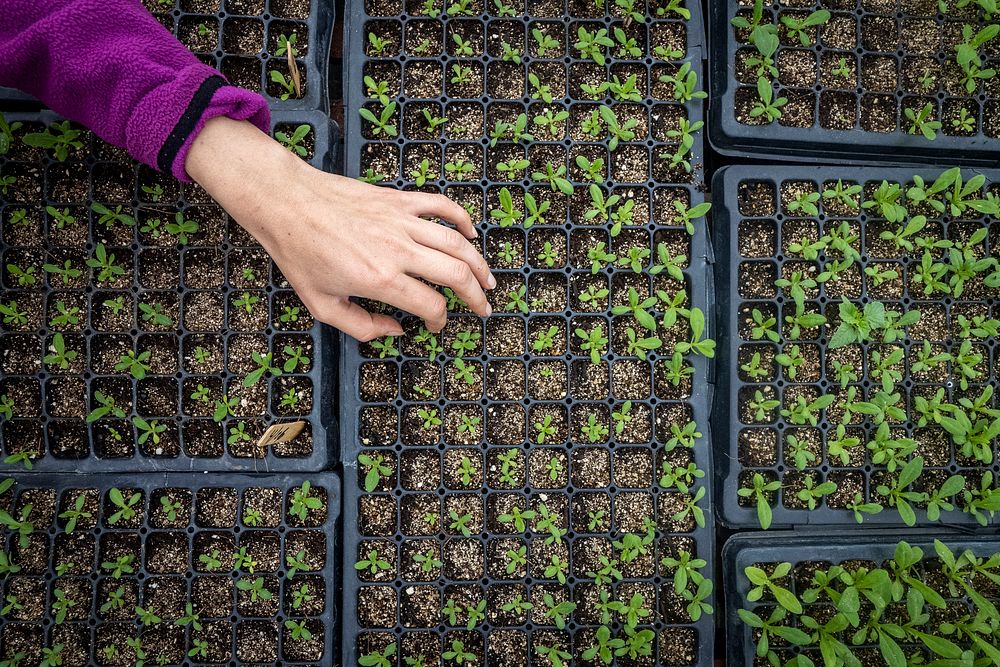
[185,117,495,341]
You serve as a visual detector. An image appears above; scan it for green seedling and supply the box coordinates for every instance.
[358,453,392,492]
[531,161,573,195]
[101,554,136,579]
[665,419,701,451]
[92,202,135,228]
[107,487,141,525]
[43,259,81,286]
[447,0,474,15]
[659,61,707,103]
[749,390,779,422]
[542,593,577,630]
[0,112,22,156]
[275,32,298,57]
[0,500,33,549]
[832,57,852,78]
[505,285,528,313]
[359,643,396,667]
[133,417,166,446]
[364,76,391,106]
[574,26,614,65]
[675,307,715,358]
[955,23,999,93]
[244,350,281,387]
[738,472,782,529]
[609,72,641,101]
[611,286,658,331]
[289,480,322,521]
[22,121,83,161]
[598,105,637,151]
[2,452,33,471]
[740,352,769,381]
[48,300,81,329]
[780,10,830,46]
[451,33,473,57]
[532,109,569,140]
[528,72,553,103]
[43,333,77,370]
[750,77,787,122]
[625,327,663,361]
[821,180,861,211]
[660,460,705,494]
[7,264,38,287]
[359,101,398,137]
[447,510,474,537]
[575,324,608,364]
[500,40,521,64]
[905,102,941,140]
[534,414,556,444]
[672,199,711,235]
[450,63,473,85]
[370,336,398,358]
[285,549,310,578]
[236,577,273,603]
[796,476,837,510]
[787,190,820,216]
[490,186,523,227]
[496,157,529,180]
[197,548,223,571]
[57,493,92,535]
[275,124,311,157]
[530,27,559,56]
[863,179,908,222]
[952,106,976,133]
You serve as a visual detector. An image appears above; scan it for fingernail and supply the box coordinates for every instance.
[388,328,404,336]
[484,303,492,317]
[487,273,497,289]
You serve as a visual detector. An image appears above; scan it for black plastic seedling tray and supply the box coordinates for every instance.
[723,530,1000,667]
[0,89,38,107]
[0,109,337,473]
[0,471,339,666]
[712,164,1000,529]
[340,1,715,665]
[148,0,336,114]
[708,0,1000,167]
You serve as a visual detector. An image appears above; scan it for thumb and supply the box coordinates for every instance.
[320,298,403,342]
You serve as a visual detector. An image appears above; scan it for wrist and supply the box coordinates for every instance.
[186,116,293,186]
[185,117,306,243]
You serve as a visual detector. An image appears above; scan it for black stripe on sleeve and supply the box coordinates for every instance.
[156,75,227,173]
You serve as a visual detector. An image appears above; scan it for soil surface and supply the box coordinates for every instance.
[351,3,711,665]
[731,3,1000,138]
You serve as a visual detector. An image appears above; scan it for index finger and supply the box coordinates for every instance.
[402,192,477,239]
[406,217,495,291]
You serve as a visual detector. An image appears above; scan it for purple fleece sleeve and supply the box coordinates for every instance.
[0,0,270,182]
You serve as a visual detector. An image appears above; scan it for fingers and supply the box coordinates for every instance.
[406,245,492,318]
[402,191,477,239]
[405,217,496,290]
[317,297,403,342]
[379,277,450,332]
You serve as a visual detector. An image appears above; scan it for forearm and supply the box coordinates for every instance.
[187,116,397,260]
[185,117,306,246]
[0,0,269,180]
[185,117,495,341]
